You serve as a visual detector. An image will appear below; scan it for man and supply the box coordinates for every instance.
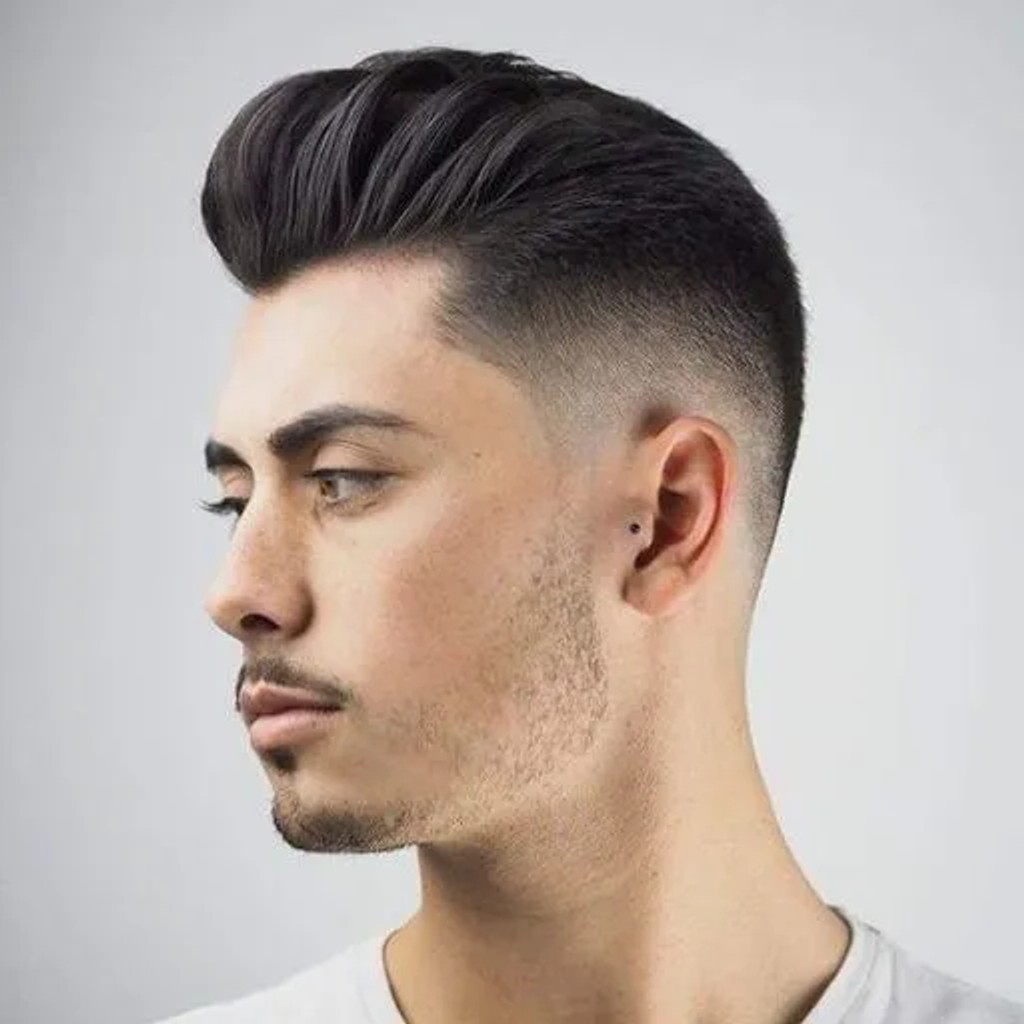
[158,45,1023,1024]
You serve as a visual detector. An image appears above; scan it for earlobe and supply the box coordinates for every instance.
[622,547,691,618]
[622,481,722,618]
[622,511,691,618]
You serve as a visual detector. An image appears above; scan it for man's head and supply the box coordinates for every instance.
[200,47,805,855]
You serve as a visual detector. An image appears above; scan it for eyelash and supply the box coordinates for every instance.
[199,470,389,522]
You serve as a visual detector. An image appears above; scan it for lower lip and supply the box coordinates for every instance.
[248,708,341,750]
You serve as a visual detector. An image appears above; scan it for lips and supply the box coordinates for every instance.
[239,682,342,726]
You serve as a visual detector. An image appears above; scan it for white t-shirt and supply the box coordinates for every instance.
[152,904,1024,1023]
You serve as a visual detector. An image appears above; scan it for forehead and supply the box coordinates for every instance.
[208,256,534,458]
[221,257,450,413]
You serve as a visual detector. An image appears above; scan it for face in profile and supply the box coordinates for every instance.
[203,257,619,855]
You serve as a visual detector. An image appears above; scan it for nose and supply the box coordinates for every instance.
[203,517,312,641]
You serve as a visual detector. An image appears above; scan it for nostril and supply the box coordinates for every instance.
[240,613,277,633]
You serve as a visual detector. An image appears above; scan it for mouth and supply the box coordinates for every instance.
[239,681,344,749]
[247,706,342,750]
[239,681,342,723]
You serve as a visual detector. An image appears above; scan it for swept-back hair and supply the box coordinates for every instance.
[200,46,806,598]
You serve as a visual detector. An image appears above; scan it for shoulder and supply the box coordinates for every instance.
[804,906,1021,1024]
[883,941,1024,1023]
[146,938,376,1023]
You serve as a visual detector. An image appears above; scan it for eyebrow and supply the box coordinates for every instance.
[204,402,428,475]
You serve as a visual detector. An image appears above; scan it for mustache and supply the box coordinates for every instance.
[233,653,348,712]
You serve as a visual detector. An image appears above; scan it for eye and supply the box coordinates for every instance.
[199,470,390,523]
[305,468,390,508]
[198,496,245,519]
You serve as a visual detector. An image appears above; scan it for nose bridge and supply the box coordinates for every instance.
[204,491,310,634]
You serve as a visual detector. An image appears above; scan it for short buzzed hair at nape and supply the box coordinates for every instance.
[200,46,806,609]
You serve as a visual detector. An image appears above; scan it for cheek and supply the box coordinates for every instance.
[349,491,527,719]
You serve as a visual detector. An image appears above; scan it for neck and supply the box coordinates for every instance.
[382,677,851,1024]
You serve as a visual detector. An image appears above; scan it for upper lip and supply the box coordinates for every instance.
[239,683,342,726]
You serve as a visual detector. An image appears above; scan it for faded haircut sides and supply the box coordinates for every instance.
[199,46,807,605]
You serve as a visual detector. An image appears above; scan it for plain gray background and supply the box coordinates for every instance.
[1,1,1021,1021]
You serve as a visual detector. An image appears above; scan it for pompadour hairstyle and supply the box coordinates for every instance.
[200,46,806,600]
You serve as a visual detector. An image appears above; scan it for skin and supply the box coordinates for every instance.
[204,254,851,1024]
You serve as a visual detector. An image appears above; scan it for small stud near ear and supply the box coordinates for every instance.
[628,522,641,534]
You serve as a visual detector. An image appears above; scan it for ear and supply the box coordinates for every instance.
[622,416,736,618]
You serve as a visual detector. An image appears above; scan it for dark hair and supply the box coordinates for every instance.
[200,46,806,599]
